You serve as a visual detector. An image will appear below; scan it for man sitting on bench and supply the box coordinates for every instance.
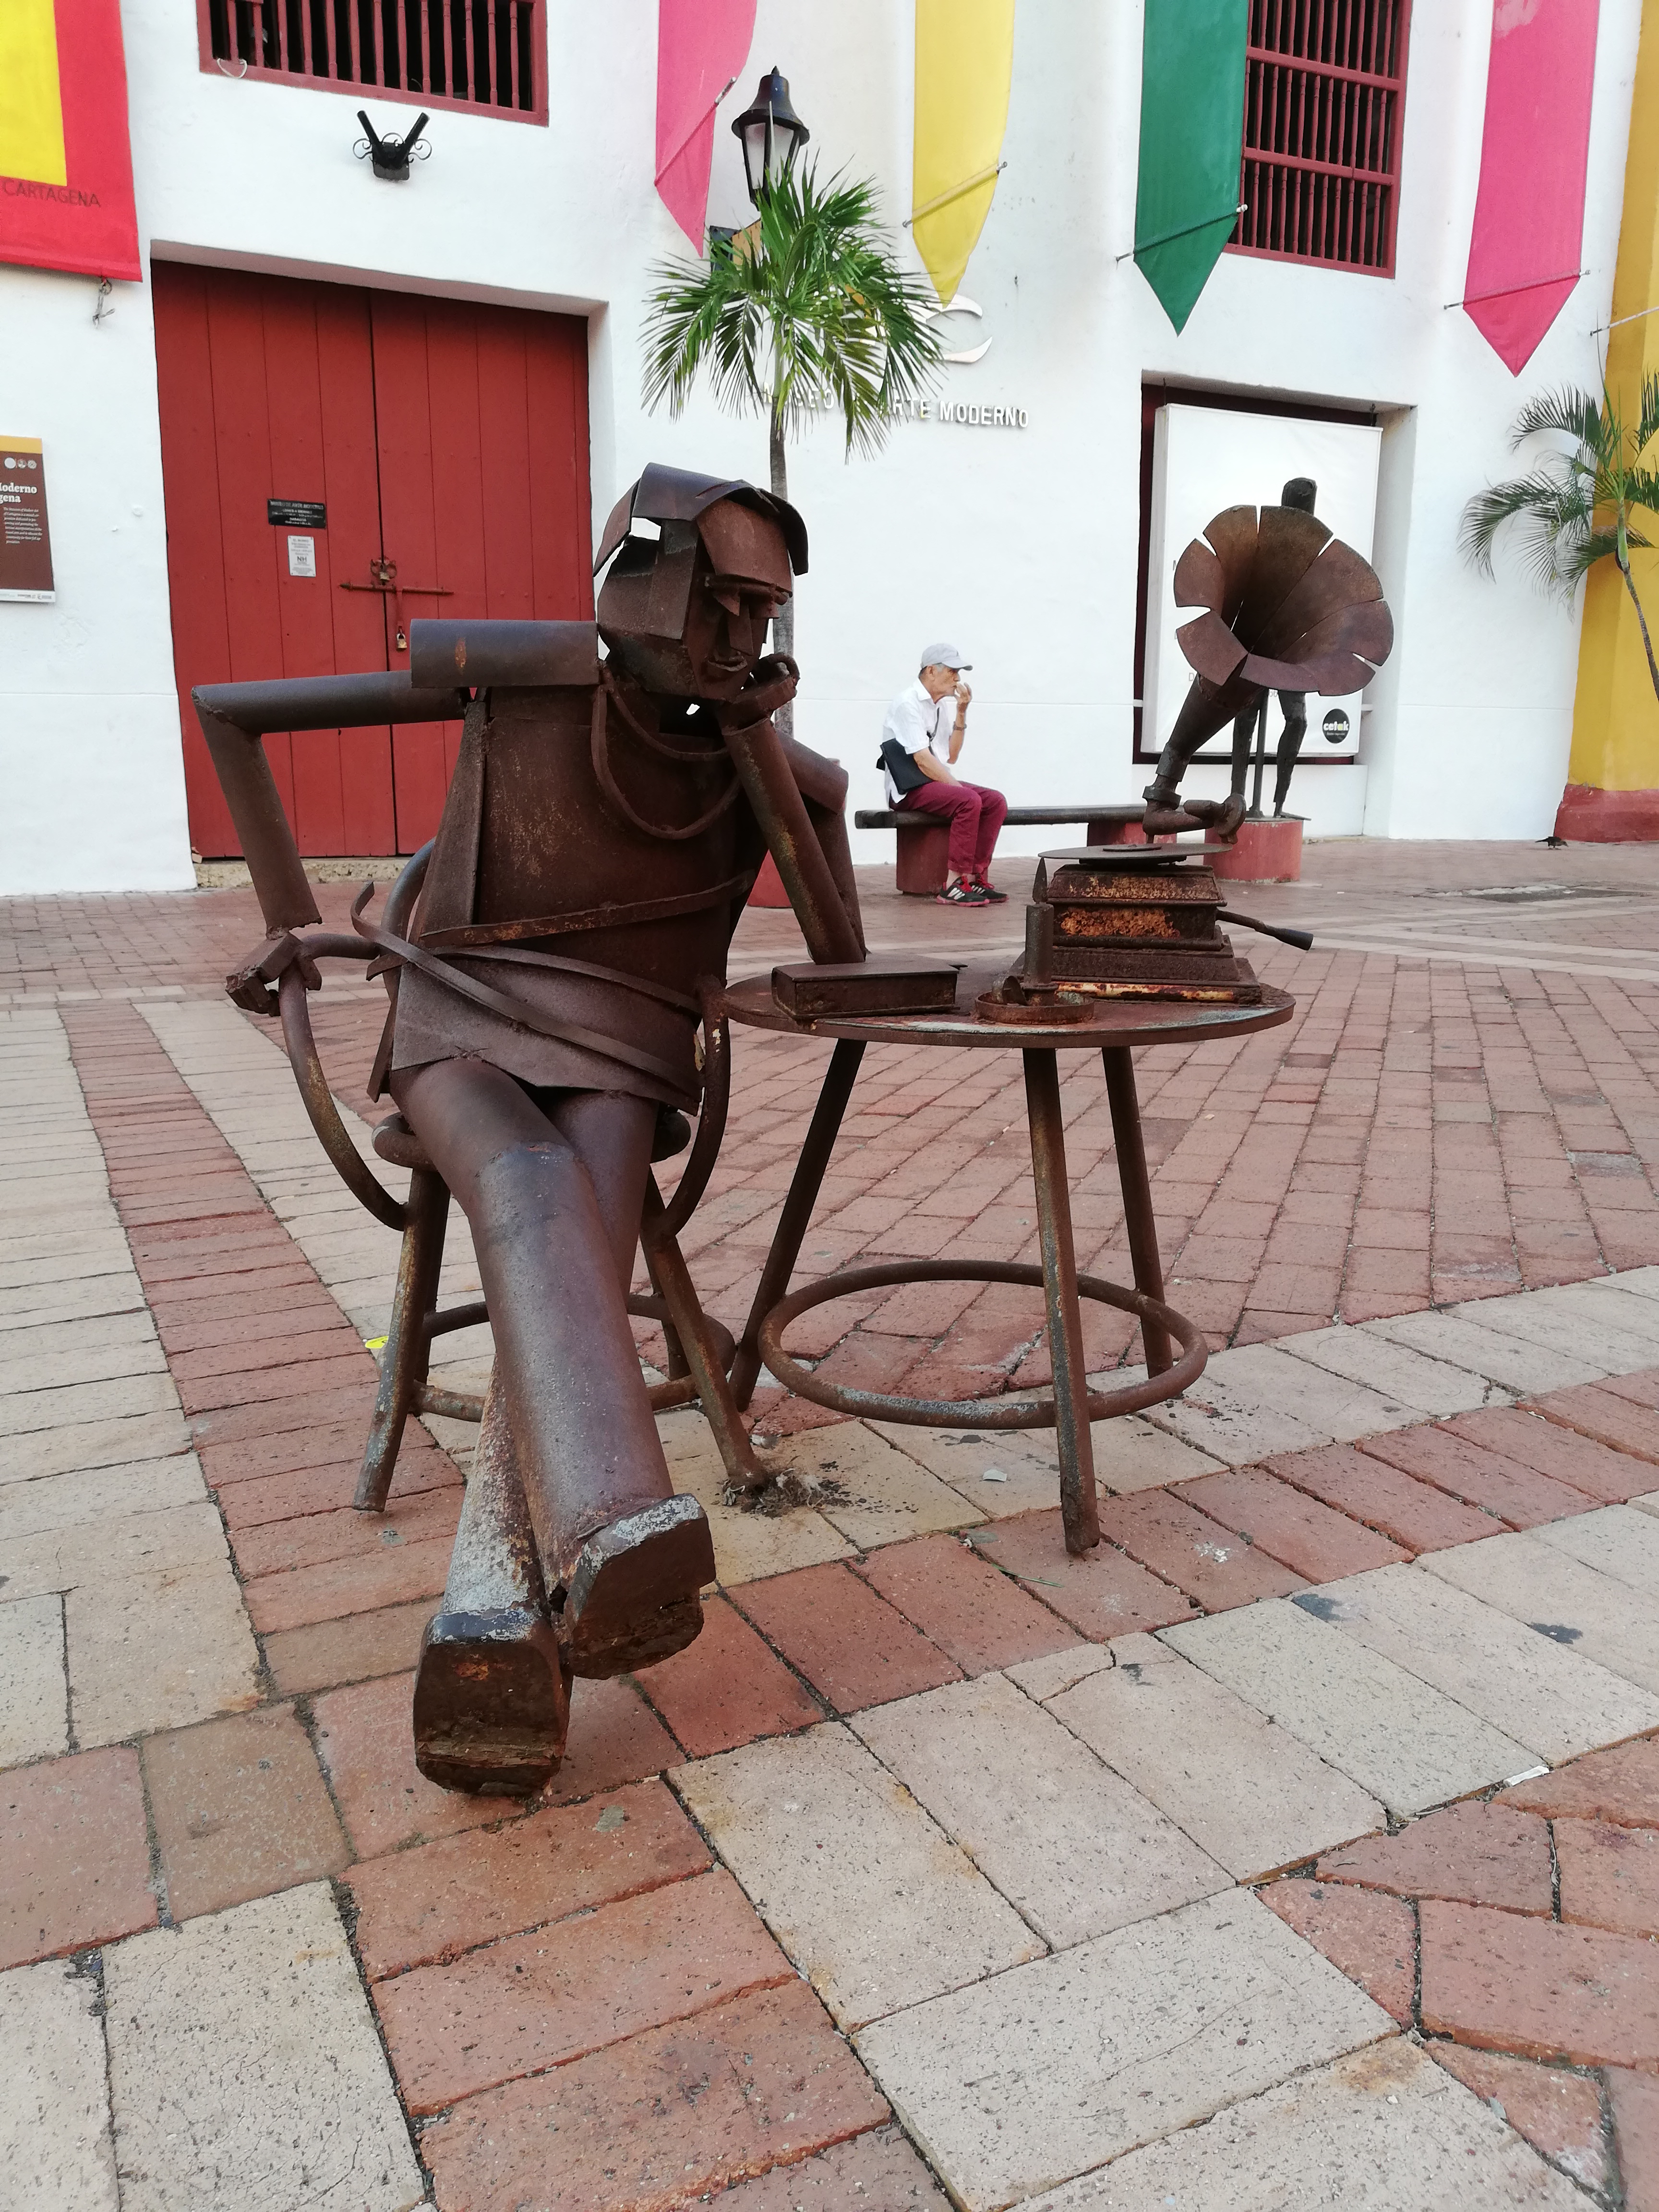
[878,643,1009,906]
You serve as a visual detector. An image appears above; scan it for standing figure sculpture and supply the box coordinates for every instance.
[203,465,865,1795]
[1143,482,1393,835]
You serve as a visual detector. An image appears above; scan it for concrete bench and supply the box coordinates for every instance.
[853,804,1148,895]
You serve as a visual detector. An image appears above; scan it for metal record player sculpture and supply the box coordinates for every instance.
[1143,498,1394,835]
[982,498,1391,1019]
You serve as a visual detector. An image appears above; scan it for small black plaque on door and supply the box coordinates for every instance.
[268,498,327,528]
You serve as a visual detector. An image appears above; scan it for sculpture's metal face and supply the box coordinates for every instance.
[598,499,793,702]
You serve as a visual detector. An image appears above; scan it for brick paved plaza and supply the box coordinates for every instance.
[6,838,1659,2209]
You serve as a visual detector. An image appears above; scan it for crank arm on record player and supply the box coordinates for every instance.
[1214,908,1314,952]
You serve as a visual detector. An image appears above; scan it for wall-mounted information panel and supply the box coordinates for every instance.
[0,437,54,601]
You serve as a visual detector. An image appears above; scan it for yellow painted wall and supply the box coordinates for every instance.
[1569,0,1659,793]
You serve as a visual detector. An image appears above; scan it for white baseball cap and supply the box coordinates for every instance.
[919,641,972,671]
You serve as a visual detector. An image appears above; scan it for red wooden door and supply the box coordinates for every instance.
[155,265,591,856]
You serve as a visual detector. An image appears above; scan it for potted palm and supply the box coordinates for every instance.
[1461,376,1659,707]
[641,162,943,733]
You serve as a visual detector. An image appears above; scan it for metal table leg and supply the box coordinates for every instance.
[730,1038,866,1409]
[1102,1046,1173,1379]
[1023,1048,1100,1556]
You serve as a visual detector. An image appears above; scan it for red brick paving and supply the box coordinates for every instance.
[1609,2067,1659,2211]
[374,1867,793,2114]
[1533,1382,1659,1469]
[1095,1490,1310,1610]
[417,1980,889,2212]
[967,1509,1198,1639]
[0,1748,157,1969]
[1262,1441,1501,1552]
[1171,1465,1410,1582]
[142,1704,349,1921]
[1419,1899,1659,2068]
[1427,2045,1611,2196]
[261,1596,433,1696]
[1256,1879,1416,2023]
[1315,1801,1554,1917]
[733,1563,962,1714]
[853,1531,1081,1674]
[346,1779,709,1981]
[1556,1820,1659,1939]
[1503,1740,1659,1828]
[1358,1424,1597,1529]
[1440,1404,1659,1503]
[636,1593,823,1756]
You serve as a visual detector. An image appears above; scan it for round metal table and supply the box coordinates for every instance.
[720,961,1294,1554]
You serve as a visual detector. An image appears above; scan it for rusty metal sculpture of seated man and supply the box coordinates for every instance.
[204,464,865,1794]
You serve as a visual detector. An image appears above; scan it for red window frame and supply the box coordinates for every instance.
[1226,0,1412,277]
[195,0,547,125]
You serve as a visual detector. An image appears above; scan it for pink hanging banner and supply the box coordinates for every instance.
[1462,0,1601,374]
[655,0,757,251]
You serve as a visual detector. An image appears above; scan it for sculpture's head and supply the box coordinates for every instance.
[595,463,806,701]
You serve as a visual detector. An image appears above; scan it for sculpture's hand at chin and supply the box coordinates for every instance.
[711,652,799,732]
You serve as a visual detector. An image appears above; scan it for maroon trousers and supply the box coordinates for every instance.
[900,778,1009,877]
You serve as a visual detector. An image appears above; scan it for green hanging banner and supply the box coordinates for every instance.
[1134,0,1248,334]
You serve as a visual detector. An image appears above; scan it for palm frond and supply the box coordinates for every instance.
[640,160,942,465]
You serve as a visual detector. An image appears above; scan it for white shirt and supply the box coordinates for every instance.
[881,678,956,805]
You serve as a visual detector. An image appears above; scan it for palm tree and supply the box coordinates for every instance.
[641,164,942,720]
[1461,376,1659,707]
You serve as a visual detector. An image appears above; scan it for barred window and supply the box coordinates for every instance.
[198,0,545,121]
[1229,0,1412,275]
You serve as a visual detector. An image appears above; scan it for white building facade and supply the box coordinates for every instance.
[0,0,1641,894]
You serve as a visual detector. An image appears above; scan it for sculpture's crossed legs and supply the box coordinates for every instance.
[394,1058,715,1792]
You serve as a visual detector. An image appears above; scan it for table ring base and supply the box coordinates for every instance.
[756,1259,1206,1429]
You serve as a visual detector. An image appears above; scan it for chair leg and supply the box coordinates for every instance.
[355,1165,450,1512]
[412,1369,570,1796]
[642,1177,769,1495]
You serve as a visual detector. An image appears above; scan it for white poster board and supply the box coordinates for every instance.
[1144,405,1382,768]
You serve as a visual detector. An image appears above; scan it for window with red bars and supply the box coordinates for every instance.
[197,0,545,123]
[1228,0,1412,276]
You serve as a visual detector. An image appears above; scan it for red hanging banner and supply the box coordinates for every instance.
[1461,0,1600,374]
[655,0,756,250]
[0,0,141,284]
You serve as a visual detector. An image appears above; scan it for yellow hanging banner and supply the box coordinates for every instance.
[0,0,68,189]
[912,0,1015,308]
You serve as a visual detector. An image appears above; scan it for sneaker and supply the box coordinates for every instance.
[937,876,990,906]
[973,876,1010,903]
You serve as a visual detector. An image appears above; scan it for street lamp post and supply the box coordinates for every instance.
[732,68,811,205]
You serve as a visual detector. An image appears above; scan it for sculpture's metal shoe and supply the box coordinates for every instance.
[559,1493,716,1679]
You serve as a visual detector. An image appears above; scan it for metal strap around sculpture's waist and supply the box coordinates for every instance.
[418,871,757,951]
[444,942,701,1016]
[349,892,695,1094]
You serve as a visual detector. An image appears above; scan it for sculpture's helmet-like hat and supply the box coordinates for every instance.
[594,462,805,644]
[1163,503,1394,756]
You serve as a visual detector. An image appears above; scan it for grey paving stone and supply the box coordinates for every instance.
[0,1409,192,1482]
[854,1890,1391,2212]
[1530,1502,1659,1599]
[673,1723,1044,2029]
[1632,1490,1659,1521]
[1422,1533,1659,1697]
[1042,1632,1384,1881]
[1005,1643,1119,1703]
[658,1415,853,1586]
[1280,1324,1512,1416]
[0,1958,119,2212]
[0,1453,205,1540]
[0,1275,146,1331]
[0,1593,67,1766]
[0,1246,135,1294]
[1445,1294,1657,1375]
[1367,1310,1603,1393]
[775,1424,984,1551]
[853,1672,1228,1947]
[1141,1369,1331,1466]
[1536,1280,1659,1346]
[1027,2037,1585,2210]
[68,1558,260,1745]
[0,1501,232,1601]
[1160,1599,1533,1816]
[870,1422,1073,1518]
[1604,1265,1659,1303]
[0,1371,179,1441]
[0,1333,165,1398]
[1307,1561,1659,1765]
[103,1884,425,2212]
[1204,1343,1419,1443]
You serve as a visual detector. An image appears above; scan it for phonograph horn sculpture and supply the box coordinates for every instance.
[1148,504,1395,806]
